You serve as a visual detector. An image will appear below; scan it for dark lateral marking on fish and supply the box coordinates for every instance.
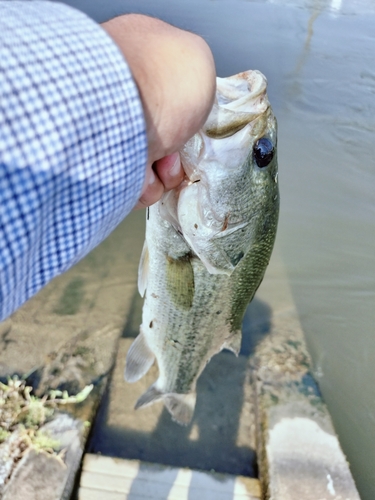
[194,223,198,229]
[166,254,194,310]
[149,320,153,328]
[229,215,278,332]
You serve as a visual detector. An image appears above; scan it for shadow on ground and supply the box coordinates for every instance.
[87,293,272,478]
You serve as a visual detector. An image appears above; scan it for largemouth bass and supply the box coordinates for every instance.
[125,70,279,425]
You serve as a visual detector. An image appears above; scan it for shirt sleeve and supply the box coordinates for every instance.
[0,1,147,320]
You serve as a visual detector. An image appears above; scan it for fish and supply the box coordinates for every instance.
[125,70,279,425]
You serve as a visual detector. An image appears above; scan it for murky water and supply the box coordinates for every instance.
[59,0,375,497]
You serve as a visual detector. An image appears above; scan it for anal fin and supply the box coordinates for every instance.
[222,330,242,356]
[124,330,155,383]
[164,393,196,426]
[135,384,163,409]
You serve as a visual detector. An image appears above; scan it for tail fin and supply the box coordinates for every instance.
[164,393,196,426]
[135,384,197,426]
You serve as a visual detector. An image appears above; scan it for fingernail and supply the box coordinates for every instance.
[148,168,156,186]
[169,153,181,176]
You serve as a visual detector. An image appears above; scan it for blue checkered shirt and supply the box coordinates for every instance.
[0,1,147,320]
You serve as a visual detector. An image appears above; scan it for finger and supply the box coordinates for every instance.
[134,167,164,209]
[153,152,184,191]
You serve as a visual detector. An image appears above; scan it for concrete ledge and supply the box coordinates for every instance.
[253,307,360,499]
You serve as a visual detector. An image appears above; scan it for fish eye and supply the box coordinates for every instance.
[253,138,274,168]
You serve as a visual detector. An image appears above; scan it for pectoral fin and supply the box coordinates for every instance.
[124,331,155,383]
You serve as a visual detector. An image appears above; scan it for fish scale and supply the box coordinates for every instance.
[125,70,279,425]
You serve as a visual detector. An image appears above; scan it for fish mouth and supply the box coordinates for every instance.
[203,70,270,139]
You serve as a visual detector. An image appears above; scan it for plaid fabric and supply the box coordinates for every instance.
[0,1,147,319]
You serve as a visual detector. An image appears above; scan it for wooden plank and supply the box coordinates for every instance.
[79,488,125,500]
[83,453,140,476]
[80,471,136,493]
[234,477,262,498]
[78,454,261,500]
[165,468,192,500]
[81,471,259,499]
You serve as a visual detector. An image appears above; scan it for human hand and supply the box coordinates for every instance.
[101,14,216,208]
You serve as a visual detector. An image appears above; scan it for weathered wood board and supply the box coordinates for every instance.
[78,454,261,500]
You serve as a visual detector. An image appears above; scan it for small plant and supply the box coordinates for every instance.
[0,376,93,455]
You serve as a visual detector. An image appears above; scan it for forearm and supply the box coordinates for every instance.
[0,3,216,320]
[0,1,147,319]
